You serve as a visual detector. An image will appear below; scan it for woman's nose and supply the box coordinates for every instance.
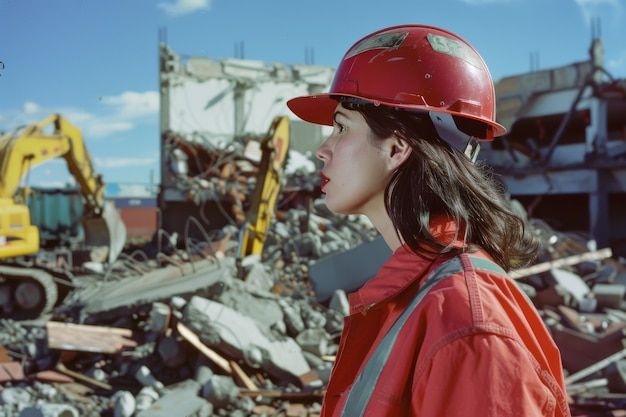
[315,137,331,162]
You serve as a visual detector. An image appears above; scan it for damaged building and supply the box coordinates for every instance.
[2,35,626,417]
[157,40,335,244]
[481,38,626,260]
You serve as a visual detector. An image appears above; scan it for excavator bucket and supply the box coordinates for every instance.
[81,201,127,264]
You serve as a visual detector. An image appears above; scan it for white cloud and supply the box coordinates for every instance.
[608,50,626,72]
[18,159,74,189]
[84,120,135,138]
[158,0,210,16]
[102,91,159,118]
[59,110,95,125]
[2,90,158,139]
[94,156,157,168]
[23,102,41,114]
[574,0,623,27]
[1,92,161,186]
[575,0,621,8]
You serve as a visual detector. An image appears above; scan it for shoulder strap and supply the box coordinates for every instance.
[340,255,505,417]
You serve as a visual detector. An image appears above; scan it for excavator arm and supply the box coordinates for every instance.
[0,114,127,319]
[0,114,126,262]
[237,116,290,260]
[0,114,105,211]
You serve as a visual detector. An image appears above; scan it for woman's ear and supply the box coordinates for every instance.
[386,136,411,170]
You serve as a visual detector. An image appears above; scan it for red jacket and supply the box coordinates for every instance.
[321,221,571,417]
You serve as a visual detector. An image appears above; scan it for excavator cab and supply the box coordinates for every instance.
[0,197,39,257]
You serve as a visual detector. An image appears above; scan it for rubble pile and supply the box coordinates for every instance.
[2,150,626,416]
[0,194,376,417]
[509,218,626,416]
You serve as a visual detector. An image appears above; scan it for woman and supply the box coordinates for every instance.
[287,25,570,416]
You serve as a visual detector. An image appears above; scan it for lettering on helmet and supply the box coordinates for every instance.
[344,32,408,60]
[427,33,483,69]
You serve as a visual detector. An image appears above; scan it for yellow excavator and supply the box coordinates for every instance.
[237,115,290,261]
[0,114,126,319]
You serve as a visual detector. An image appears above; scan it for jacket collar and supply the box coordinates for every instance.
[349,216,462,314]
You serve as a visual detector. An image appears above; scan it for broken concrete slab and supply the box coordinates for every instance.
[183,295,314,386]
[136,379,211,417]
[66,257,237,320]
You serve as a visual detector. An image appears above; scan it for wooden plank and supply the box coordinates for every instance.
[46,322,137,354]
[56,363,112,390]
[286,403,307,417]
[0,346,24,382]
[509,248,613,279]
[176,322,232,373]
[0,362,25,382]
[298,369,321,388]
[33,370,75,383]
[176,321,257,390]
[0,346,10,362]
[230,360,258,391]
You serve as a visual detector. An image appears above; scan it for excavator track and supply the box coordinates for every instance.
[0,265,58,320]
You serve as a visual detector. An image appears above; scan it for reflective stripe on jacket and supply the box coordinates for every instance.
[321,221,571,417]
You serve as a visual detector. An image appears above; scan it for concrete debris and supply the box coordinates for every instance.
[183,295,314,386]
[2,150,626,417]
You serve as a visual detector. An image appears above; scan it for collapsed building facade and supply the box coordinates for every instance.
[2,37,626,417]
[157,41,335,244]
[481,38,626,260]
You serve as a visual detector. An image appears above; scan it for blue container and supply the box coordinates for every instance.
[26,187,85,243]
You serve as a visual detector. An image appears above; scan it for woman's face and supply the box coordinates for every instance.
[315,103,394,216]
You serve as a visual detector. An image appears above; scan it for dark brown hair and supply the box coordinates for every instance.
[342,100,538,271]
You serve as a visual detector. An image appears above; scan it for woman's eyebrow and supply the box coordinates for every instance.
[333,109,349,123]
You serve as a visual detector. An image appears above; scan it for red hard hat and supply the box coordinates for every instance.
[287,24,506,140]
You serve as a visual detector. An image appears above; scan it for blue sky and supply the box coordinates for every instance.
[1,0,625,191]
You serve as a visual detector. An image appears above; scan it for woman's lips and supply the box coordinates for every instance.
[320,172,330,192]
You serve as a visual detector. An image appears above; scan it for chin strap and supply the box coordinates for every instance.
[428,112,480,163]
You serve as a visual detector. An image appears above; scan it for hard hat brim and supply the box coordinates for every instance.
[287,93,507,139]
[287,94,338,127]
